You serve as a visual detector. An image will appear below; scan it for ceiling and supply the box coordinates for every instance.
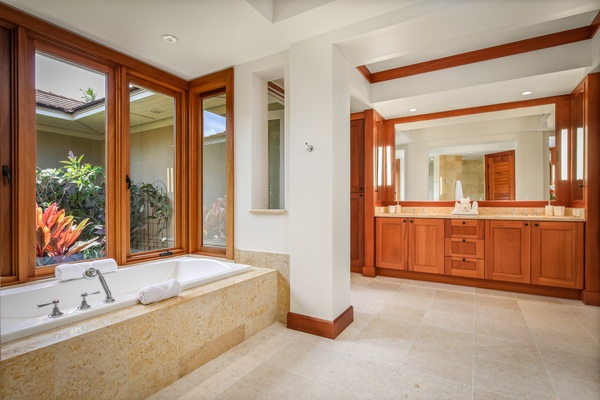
[4,0,600,120]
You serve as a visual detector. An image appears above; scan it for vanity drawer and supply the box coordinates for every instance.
[445,219,484,239]
[445,238,484,258]
[444,257,485,279]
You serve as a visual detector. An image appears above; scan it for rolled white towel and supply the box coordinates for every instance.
[138,279,182,305]
[90,258,118,274]
[55,261,92,281]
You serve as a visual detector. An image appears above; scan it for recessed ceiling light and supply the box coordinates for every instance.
[521,90,533,96]
[408,108,417,112]
[161,34,178,44]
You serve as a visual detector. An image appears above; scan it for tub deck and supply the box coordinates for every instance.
[0,266,277,400]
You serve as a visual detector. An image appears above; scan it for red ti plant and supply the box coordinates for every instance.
[35,203,98,262]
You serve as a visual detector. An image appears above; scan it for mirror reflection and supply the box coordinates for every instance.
[393,105,556,201]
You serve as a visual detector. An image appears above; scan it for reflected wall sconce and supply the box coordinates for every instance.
[305,142,314,152]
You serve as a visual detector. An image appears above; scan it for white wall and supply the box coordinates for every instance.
[234,52,290,254]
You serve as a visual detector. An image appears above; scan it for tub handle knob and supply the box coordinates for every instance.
[77,291,101,310]
[37,299,64,318]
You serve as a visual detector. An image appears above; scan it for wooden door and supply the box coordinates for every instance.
[408,218,445,274]
[485,150,515,200]
[350,119,364,193]
[376,218,408,269]
[350,192,364,270]
[485,220,531,283]
[531,221,584,289]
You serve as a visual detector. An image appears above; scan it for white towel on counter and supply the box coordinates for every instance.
[138,279,182,305]
[91,258,118,274]
[55,261,92,281]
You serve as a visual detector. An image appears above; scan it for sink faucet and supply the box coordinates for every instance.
[83,268,115,303]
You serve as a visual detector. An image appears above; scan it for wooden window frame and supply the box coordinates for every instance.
[122,73,187,264]
[189,69,234,259]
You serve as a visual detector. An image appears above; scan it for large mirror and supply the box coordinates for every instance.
[393,105,556,201]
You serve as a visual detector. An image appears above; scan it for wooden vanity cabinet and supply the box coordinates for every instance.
[408,218,445,274]
[531,221,584,289]
[444,220,485,278]
[375,217,444,273]
[375,217,408,269]
[485,220,531,283]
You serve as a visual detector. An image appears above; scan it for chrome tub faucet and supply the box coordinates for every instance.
[83,268,115,303]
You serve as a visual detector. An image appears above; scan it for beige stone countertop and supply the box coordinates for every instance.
[375,207,585,222]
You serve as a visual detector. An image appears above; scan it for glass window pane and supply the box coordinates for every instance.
[35,52,107,266]
[129,85,176,254]
[202,94,227,248]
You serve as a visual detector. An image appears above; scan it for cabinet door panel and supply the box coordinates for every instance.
[409,219,444,274]
[350,192,364,268]
[531,222,584,289]
[350,119,364,193]
[376,218,408,269]
[485,220,531,283]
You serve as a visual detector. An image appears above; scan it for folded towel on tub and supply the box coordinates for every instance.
[90,258,118,274]
[55,262,92,281]
[138,279,182,305]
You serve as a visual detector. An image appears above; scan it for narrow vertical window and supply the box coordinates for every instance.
[35,52,107,266]
[201,93,227,248]
[128,84,176,254]
[268,81,284,209]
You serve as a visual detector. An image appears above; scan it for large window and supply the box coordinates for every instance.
[35,52,107,267]
[0,10,232,284]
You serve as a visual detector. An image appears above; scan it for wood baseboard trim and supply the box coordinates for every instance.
[377,268,583,300]
[350,266,363,274]
[287,306,354,339]
[362,266,377,277]
[582,291,600,306]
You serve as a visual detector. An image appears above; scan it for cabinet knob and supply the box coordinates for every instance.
[462,238,466,242]
[535,223,539,227]
[403,219,407,223]
[463,258,466,262]
[462,221,466,225]
[410,220,413,223]
[525,223,528,226]
[359,194,363,197]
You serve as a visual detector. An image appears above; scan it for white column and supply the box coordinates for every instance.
[288,39,351,322]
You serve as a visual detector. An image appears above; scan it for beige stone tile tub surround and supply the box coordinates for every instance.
[0,267,277,400]
[235,249,290,324]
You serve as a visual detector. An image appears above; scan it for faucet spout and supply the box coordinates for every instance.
[83,268,115,303]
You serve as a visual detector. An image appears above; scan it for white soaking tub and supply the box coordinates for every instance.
[0,256,251,343]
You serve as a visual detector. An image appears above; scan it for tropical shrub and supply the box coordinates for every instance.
[36,202,99,265]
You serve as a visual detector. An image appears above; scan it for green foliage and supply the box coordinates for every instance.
[129,180,172,251]
[79,87,97,103]
[36,152,173,258]
[36,152,105,257]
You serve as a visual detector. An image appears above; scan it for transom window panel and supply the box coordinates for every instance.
[35,52,107,267]
[128,85,176,254]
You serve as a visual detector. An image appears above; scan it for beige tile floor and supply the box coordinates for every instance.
[148,274,600,400]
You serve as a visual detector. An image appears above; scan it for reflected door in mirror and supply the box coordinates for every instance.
[485,150,515,200]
